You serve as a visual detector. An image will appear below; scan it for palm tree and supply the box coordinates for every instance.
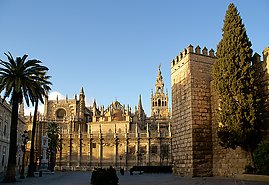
[47,122,60,172]
[27,75,51,177]
[0,52,50,182]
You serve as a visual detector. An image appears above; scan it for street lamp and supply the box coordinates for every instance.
[119,155,123,169]
[20,130,29,179]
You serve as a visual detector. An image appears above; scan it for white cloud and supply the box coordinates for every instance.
[24,103,44,116]
[24,106,35,116]
[48,91,65,100]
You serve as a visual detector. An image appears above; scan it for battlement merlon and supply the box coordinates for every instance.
[171,44,216,73]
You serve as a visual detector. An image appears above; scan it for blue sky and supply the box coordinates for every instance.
[0,0,268,115]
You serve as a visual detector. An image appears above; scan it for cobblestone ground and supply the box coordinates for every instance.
[0,172,268,185]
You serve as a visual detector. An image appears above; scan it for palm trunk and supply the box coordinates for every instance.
[49,151,56,172]
[27,100,38,177]
[3,93,19,183]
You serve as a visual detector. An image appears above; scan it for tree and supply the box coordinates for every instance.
[27,75,51,177]
[47,122,60,172]
[0,52,50,182]
[212,3,264,166]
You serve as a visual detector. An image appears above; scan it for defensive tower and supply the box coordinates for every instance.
[171,45,216,176]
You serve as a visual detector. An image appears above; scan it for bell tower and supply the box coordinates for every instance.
[151,65,169,117]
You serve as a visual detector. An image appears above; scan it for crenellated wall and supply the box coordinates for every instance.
[171,45,215,176]
[171,45,269,177]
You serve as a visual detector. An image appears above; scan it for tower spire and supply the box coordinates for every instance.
[155,64,164,94]
[151,65,169,117]
[93,99,97,108]
[79,87,85,119]
[138,94,143,110]
[80,87,84,95]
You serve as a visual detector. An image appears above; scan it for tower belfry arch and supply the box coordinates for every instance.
[151,65,169,117]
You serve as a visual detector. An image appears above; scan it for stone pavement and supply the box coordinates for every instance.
[0,172,268,185]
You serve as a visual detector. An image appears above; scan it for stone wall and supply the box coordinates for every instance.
[189,52,215,176]
[171,45,215,176]
[170,45,263,177]
[171,54,193,176]
[210,81,251,176]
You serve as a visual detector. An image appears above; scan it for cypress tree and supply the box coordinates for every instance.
[213,3,264,165]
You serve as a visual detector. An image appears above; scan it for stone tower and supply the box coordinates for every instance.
[171,45,216,177]
[151,65,169,117]
[137,94,146,121]
[79,87,85,121]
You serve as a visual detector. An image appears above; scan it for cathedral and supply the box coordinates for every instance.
[35,66,171,171]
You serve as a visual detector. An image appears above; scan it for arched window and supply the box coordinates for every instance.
[56,108,66,119]
[158,99,161,106]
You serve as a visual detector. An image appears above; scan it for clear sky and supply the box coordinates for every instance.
[0,0,268,115]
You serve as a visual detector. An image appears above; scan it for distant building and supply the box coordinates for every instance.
[35,66,171,170]
[0,97,27,173]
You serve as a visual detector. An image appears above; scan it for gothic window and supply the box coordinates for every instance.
[56,108,66,119]
[158,99,161,106]
[165,101,167,106]
[155,101,157,106]
[162,101,164,106]
[152,102,154,107]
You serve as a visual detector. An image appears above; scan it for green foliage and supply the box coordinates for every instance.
[47,122,60,171]
[47,122,61,151]
[91,167,119,185]
[253,139,269,175]
[0,52,51,182]
[0,52,51,106]
[213,3,264,153]
[28,68,52,177]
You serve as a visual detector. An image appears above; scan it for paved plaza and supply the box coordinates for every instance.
[0,172,268,185]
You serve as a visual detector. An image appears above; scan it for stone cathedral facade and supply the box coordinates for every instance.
[35,67,171,171]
